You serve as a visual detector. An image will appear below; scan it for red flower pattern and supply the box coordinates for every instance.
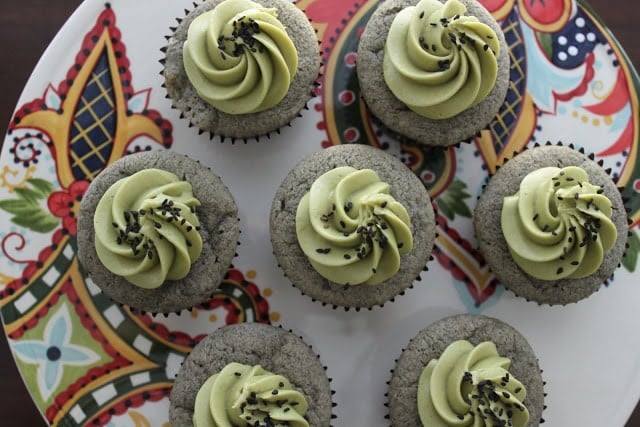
[478,0,573,31]
[47,180,89,235]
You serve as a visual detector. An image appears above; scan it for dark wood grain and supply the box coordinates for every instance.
[0,0,638,425]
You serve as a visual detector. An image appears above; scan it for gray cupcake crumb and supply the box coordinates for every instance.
[163,0,320,139]
[270,144,436,309]
[474,145,628,305]
[357,0,510,147]
[77,150,239,313]
[388,313,545,426]
[169,323,333,426]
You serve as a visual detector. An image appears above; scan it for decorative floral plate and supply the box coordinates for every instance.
[2,0,639,425]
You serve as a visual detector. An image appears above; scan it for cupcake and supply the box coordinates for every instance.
[169,323,334,426]
[387,314,545,426]
[270,144,436,309]
[77,150,239,313]
[474,144,628,305]
[357,0,510,147]
[163,0,321,140]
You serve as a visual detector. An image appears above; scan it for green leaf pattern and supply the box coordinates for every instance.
[0,179,58,233]
[436,179,472,220]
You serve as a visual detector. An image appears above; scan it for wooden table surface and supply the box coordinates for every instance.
[1,0,639,425]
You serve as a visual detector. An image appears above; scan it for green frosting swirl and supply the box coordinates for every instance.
[417,340,529,427]
[93,169,203,289]
[193,362,309,427]
[501,166,617,280]
[383,0,500,119]
[183,0,298,114]
[295,166,413,285]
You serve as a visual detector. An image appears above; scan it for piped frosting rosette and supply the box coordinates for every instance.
[94,169,203,289]
[183,0,298,114]
[296,166,413,285]
[501,166,617,280]
[418,341,529,427]
[383,0,500,119]
[193,363,309,427]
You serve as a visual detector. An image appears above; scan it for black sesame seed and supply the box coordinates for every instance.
[556,267,564,275]
[344,254,351,259]
[419,11,424,18]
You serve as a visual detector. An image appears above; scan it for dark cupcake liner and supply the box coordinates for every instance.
[356,0,511,148]
[269,144,437,310]
[168,322,336,426]
[161,0,322,142]
[385,313,546,426]
[77,151,240,314]
[474,141,631,306]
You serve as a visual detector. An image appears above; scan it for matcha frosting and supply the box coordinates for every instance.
[417,340,529,427]
[295,166,413,285]
[501,166,617,280]
[94,169,203,289]
[383,0,500,119]
[193,362,309,427]
[183,0,298,114]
